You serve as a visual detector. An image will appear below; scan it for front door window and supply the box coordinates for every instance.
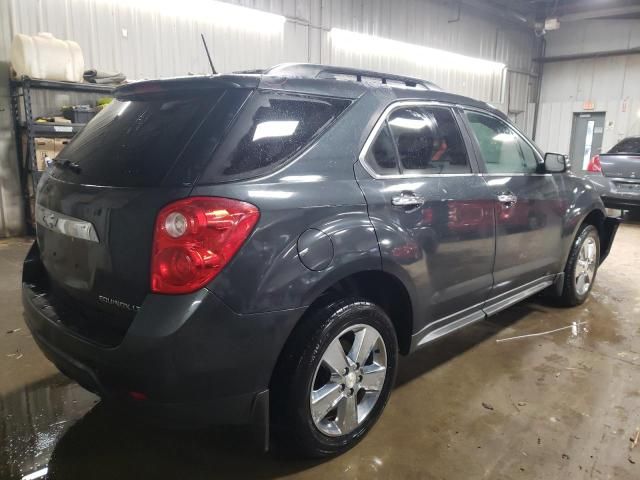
[464,112,539,174]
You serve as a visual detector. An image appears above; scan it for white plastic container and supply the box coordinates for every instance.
[10,32,84,82]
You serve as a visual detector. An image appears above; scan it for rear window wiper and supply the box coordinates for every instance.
[54,159,82,174]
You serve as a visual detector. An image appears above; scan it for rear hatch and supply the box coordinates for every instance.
[601,154,640,179]
[34,77,254,345]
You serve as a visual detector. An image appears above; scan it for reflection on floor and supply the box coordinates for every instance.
[1,216,640,480]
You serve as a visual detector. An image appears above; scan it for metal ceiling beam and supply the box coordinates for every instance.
[457,0,533,27]
[558,5,640,21]
[535,47,640,63]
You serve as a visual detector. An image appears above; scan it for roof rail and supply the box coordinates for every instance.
[261,63,441,91]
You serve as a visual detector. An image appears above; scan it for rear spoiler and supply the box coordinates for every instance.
[114,74,261,98]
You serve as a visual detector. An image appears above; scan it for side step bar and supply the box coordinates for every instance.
[410,275,557,351]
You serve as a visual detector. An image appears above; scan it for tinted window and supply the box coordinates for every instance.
[609,137,640,154]
[365,124,398,175]
[387,107,471,174]
[52,90,233,187]
[200,92,350,182]
[465,111,538,174]
[517,135,539,169]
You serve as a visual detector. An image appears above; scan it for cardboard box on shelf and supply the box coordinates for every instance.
[34,137,56,171]
[33,138,71,171]
[35,116,72,124]
[54,138,70,154]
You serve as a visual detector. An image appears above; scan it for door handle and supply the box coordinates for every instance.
[497,192,518,205]
[392,192,425,208]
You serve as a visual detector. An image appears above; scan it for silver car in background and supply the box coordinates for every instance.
[586,136,640,213]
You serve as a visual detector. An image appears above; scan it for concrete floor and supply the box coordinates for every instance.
[1,219,639,480]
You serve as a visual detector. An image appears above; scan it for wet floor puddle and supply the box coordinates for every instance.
[0,376,97,480]
[1,286,638,479]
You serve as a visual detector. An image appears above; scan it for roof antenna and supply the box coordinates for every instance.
[201,33,217,75]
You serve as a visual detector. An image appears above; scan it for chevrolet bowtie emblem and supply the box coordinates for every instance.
[42,212,58,229]
[35,205,99,243]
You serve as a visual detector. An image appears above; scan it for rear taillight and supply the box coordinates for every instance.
[151,197,259,294]
[586,154,602,173]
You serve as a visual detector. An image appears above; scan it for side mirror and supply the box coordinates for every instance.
[544,152,568,173]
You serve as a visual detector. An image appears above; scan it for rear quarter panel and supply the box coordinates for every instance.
[191,92,384,314]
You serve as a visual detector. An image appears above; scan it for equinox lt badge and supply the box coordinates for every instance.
[97,295,140,312]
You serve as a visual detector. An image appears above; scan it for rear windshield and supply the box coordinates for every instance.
[198,91,351,183]
[51,89,247,187]
[608,137,640,155]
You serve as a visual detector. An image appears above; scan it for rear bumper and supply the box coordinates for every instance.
[22,243,303,427]
[585,174,640,210]
[601,195,640,210]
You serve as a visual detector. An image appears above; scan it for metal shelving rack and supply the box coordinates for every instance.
[9,76,114,232]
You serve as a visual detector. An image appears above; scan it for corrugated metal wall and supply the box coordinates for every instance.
[0,0,22,238]
[535,19,640,158]
[319,0,535,106]
[0,0,537,237]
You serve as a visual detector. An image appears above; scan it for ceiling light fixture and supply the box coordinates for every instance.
[91,0,286,33]
[253,120,299,141]
[330,28,505,75]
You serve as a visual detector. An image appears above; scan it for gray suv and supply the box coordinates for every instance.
[22,63,619,457]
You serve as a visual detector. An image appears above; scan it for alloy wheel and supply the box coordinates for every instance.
[575,236,597,296]
[309,324,387,437]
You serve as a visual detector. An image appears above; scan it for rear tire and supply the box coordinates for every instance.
[271,297,398,458]
[558,224,600,306]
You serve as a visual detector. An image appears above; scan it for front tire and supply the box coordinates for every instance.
[558,224,600,306]
[271,298,398,458]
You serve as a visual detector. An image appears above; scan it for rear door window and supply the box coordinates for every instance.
[363,105,471,176]
[387,107,471,174]
[52,89,243,187]
[199,92,351,183]
[365,124,399,175]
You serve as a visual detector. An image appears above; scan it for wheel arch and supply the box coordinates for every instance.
[289,269,415,358]
[561,203,605,266]
[577,207,618,264]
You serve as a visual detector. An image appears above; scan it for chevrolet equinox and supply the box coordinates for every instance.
[23,63,620,457]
